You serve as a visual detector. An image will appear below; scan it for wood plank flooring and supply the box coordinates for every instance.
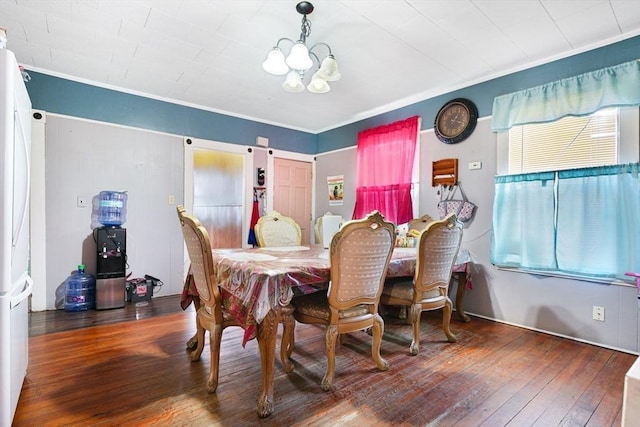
[15,295,637,426]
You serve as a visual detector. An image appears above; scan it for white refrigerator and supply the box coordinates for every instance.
[0,46,33,426]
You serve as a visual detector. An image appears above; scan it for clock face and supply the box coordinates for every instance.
[434,98,478,144]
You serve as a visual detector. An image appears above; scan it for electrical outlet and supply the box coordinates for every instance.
[592,305,605,321]
[168,195,175,205]
[77,196,87,207]
[468,161,482,170]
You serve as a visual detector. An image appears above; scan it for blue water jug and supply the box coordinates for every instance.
[98,191,128,226]
[64,264,96,312]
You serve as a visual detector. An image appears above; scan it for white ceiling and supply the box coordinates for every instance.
[1,0,639,133]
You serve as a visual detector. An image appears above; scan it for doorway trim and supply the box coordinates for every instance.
[183,137,255,248]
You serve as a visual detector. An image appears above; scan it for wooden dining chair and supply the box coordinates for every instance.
[394,213,436,320]
[177,205,245,393]
[380,213,463,356]
[177,206,242,393]
[407,214,435,234]
[288,210,396,391]
[255,210,302,247]
[252,209,301,372]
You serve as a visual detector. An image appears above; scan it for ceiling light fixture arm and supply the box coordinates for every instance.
[273,37,295,50]
[309,42,333,57]
[308,51,320,69]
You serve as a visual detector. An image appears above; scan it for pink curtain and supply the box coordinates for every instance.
[353,116,419,224]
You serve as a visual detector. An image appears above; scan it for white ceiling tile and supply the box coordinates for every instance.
[1,1,45,41]
[173,1,229,32]
[108,38,138,66]
[409,0,477,27]
[502,12,571,59]
[49,48,110,81]
[15,0,74,17]
[141,8,231,55]
[348,0,425,34]
[6,39,51,68]
[390,15,493,76]
[473,0,546,29]
[130,45,189,80]
[554,2,623,47]
[69,1,121,35]
[540,0,607,20]
[191,48,219,67]
[95,0,151,26]
[139,0,182,17]
[610,0,640,33]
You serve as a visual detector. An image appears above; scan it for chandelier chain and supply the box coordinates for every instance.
[299,15,312,43]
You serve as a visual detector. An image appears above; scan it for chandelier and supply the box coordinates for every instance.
[262,1,341,94]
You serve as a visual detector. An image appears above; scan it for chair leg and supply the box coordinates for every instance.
[371,314,389,371]
[398,305,408,320]
[186,296,202,350]
[379,304,388,316]
[321,325,339,391]
[207,323,223,393]
[409,304,421,356]
[280,304,295,373]
[190,314,206,362]
[186,334,198,351]
[442,298,458,343]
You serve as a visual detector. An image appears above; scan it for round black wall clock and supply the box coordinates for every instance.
[434,98,478,144]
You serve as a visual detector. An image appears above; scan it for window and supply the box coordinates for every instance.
[491,60,640,281]
[492,107,640,281]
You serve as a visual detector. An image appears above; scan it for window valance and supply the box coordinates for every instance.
[492,59,640,132]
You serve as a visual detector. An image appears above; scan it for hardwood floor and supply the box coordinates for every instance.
[28,294,184,337]
[15,295,636,426]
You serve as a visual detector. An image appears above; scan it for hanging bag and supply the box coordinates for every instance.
[437,184,477,223]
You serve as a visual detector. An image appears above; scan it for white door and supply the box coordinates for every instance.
[183,138,254,249]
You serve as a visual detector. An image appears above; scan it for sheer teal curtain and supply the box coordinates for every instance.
[492,59,640,132]
[491,172,557,270]
[492,164,640,280]
[557,164,640,278]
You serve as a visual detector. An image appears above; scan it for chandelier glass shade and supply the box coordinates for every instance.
[262,2,341,94]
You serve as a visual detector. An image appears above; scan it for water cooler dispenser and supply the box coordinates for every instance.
[95,226,126,309]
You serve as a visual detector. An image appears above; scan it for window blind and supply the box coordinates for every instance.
[508,108,617,174]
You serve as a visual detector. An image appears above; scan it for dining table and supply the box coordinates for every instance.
[197,244,472,417]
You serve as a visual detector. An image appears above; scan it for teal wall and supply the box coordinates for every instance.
[25,72,318,154]
[316,35,640,153]
[25,35,639,154]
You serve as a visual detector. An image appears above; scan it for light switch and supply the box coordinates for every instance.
[468,161,482,170]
